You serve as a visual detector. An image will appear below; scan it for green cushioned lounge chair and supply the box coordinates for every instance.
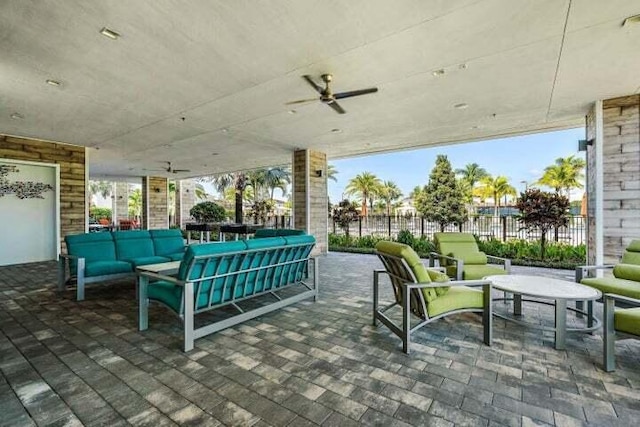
[576,240,640,300]
[603,293,640,372]
[374,241,493,353]
[430,232,511,281]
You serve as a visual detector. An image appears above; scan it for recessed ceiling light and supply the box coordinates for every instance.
[46,79,61,87]
[288,110,297,114]
[454,103,468,110]
[221,128,229,133]
[100,27,121,39]
[331,128,342,133]
[623,14,640,26]
[470,125,479,130]
[432,69,445,77]
[212,152,219,156]
[459,63,468,70]
[10,112,24,120]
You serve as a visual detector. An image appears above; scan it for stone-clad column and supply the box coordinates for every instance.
[176,179,196,228]
[292,149,328,254]
[114,182,129,222]
[586,95,640,264]
[142,176,169,230]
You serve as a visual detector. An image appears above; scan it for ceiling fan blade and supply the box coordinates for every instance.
[327,101,346,114]
[172,169,191,173]
[302,75,323,94]
[333,87,378,100]
[284,97,318,105]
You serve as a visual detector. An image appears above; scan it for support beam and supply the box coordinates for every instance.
[142,176,169,230]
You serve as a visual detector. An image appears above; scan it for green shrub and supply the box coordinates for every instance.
[396,229,414,246]
[190,202,226,223]
[90,207,112,220]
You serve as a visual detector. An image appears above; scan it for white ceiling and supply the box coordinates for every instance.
[1,0,639,179]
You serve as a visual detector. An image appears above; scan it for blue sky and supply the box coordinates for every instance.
[328,127,586,203]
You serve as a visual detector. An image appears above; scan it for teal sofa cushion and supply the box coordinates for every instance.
[148,280,183,312]
[65,232,117,271]
[84,260,133,277]
[113,230,155,261]
[150,229,186,259]
[614,264,640,282]
[164,252,186,261]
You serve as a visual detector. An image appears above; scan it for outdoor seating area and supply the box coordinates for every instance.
[2,252,640,426]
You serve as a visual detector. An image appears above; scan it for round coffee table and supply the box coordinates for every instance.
[485,275,601,350]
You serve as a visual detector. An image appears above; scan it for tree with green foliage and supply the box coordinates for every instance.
[190,201,227,223]
[415,155,467,231]
[537,155,586,198]
[264,166,291,201]
[88,180,113,208]
[327,164,338,183]
[456,163,489,189]
[345,172,381,216]
[204,173,246,223]
[331,199,360,237]
[378,180,403,216]
[476,175,517,216]
[516,189,570,260]
[128,188,142,220]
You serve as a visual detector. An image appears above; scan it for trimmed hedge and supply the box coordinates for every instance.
[328,232,585,270]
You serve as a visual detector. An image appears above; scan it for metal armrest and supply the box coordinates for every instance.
[575,264,615,282]
[604,293,640,307]
[137,270,186,285]
[405,279,491,289]
[486,255,510,273]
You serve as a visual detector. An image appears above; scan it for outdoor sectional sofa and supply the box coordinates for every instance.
[58,229,186,301]
[137,234,317,351]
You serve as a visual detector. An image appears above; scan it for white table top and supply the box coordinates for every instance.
[136,261,181,274]
[485,274,601,300]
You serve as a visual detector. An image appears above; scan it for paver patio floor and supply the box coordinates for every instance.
[1,252,640,426]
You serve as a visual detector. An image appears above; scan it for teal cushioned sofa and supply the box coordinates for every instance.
[254,228,306,238]
[58,229,186,301]
[138,234,317,351]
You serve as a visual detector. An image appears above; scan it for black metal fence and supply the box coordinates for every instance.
[242,215,292,229]
[330,215,586,246]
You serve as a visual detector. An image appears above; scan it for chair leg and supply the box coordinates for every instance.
[76,258,85,301]
[402,286,411,354]
[483,284,493,346]
[373,271,379,327]
[603,296,616,372]
[183,282,195,352]
[576,300,584,319]
[138,275,149,332]
[57,257,66,292]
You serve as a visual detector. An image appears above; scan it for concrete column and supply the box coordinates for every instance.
[176,179,196,228]
[114,182,129,223]
[142,176,169,230]
[292,149,328,254]
[586,95,640,264]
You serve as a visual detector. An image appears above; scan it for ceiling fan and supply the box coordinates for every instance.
[144,161,191,174]
[285,74,378,114]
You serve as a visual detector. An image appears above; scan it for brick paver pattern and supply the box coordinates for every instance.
[1,253,640,426]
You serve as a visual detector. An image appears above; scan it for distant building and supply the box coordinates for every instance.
[395,197,416,216]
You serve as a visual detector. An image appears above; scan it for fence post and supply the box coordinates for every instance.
[358,216,362,238]
[421,217,425,238]
[554,226,559,242]
[333,218,336,234]
[501,216,507,242]
[388,215,392,237]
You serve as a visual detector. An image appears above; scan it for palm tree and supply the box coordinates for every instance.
[204,173,246,223]
[345,172,381,216]
[378,180,403,216]
[537,155,586,198]
[194,183,208,200]
[327,164,338,183]
[477,176,517,216]
[456,163,489,188]
[245,169,267,204]
[264,166,291,201]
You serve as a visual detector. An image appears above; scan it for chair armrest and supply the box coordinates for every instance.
[137,270,186,285]
[575,264,615,282]
[430,253,460,264]
[59,253,80,260]
[486,255,510,273]
[604,293,640,307]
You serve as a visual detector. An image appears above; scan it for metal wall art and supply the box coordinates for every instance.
[0,164,54,199]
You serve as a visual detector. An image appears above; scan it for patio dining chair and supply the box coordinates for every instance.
[603,293,640,372]
[374,241,492,353]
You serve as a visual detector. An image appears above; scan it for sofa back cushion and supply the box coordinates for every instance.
[150,229,185,257]
[65,233,117,270]
[613,264,640,282]
[621,240,640,265]
[112,230,155,261]
[434,232,486,265]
